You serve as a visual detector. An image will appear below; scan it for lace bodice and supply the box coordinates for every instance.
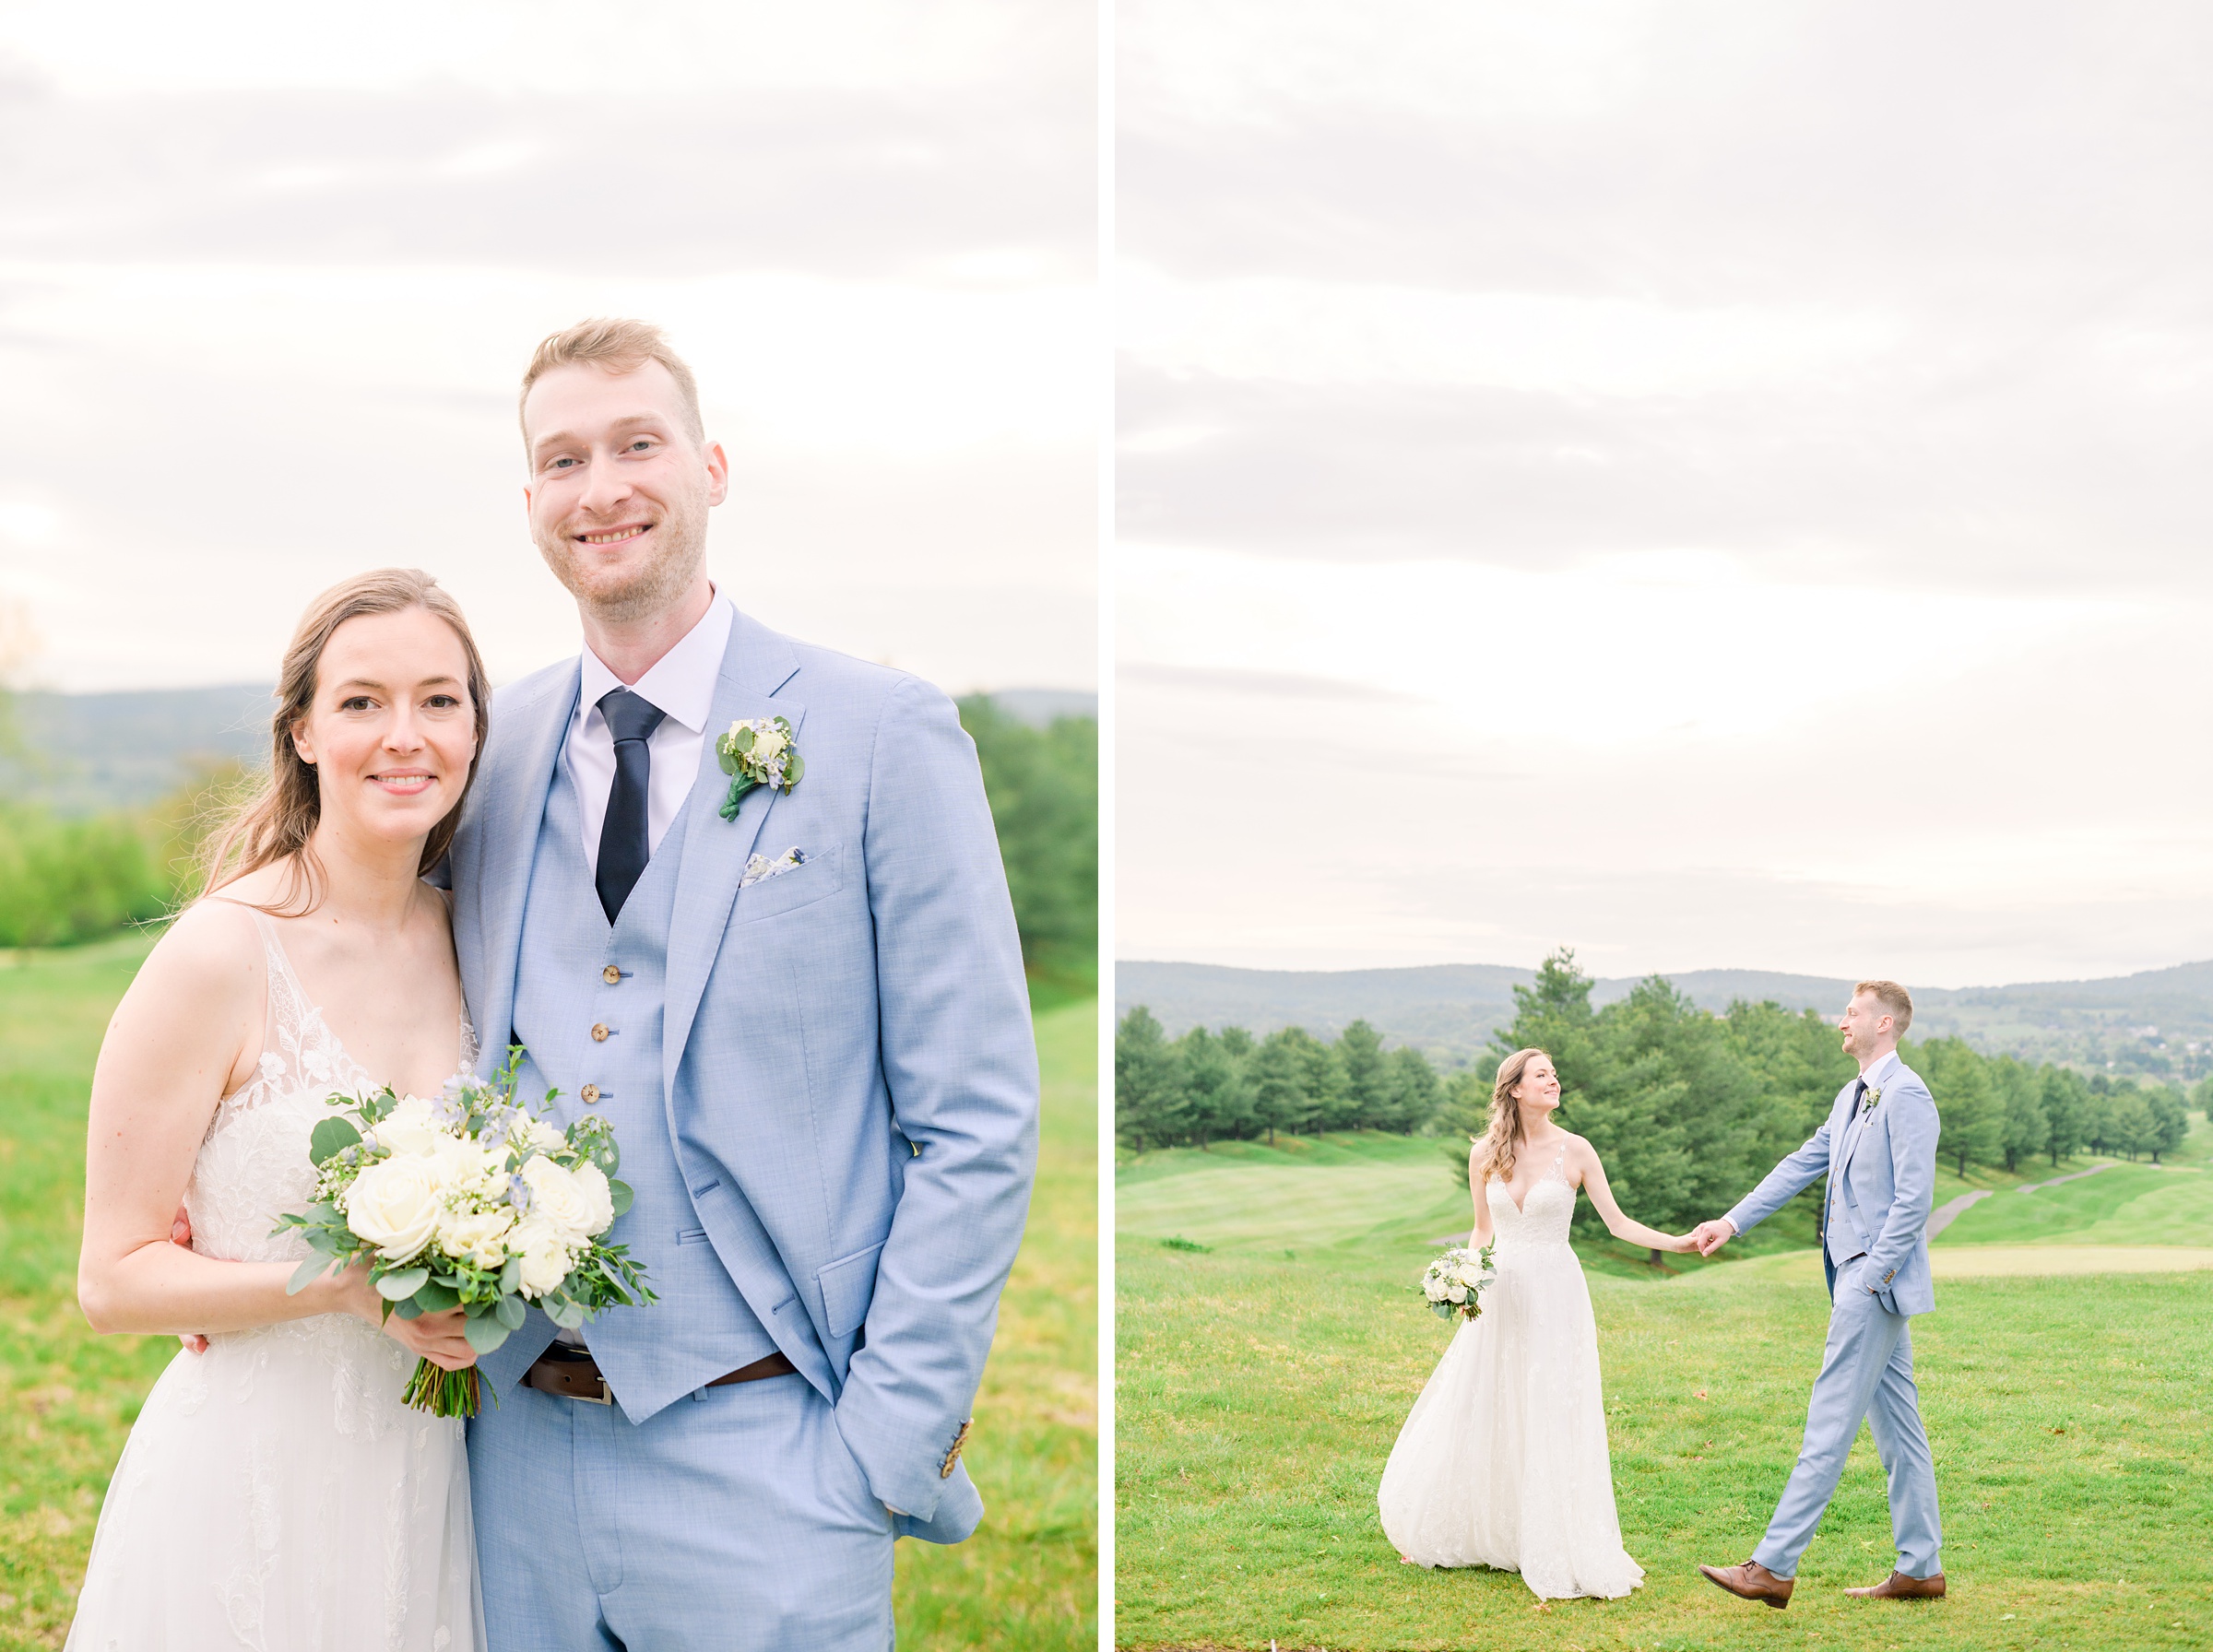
[183,909,475,1265]
[1485,1140,1575,1251]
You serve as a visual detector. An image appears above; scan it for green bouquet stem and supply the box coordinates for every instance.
[400,1359,488,1419]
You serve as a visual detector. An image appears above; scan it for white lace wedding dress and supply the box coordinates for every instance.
[1377,1141,1645,1600]
[65,911,483,1651]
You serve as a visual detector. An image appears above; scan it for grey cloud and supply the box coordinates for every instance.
[1117,355,2213,595]
[0,84,1092,279]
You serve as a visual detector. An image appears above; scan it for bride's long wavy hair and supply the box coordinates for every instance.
[196,569,490,914]
[1473,1047,1550,1186]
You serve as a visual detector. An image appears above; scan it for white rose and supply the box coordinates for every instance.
[518,1154,597,1243]
[1447,1283,1468,1304]
[437,1206,516,1270]
[346,1155,444,1262]
[1423,1277,1447,1302]
[1454,1264,1485,1290]
[509,1218,576,1298]
[751,724,787,763]
[513,1115,566,1154]
[432,1133,507,1198]
[568,1160,617,1238]
[375,1095,444,1157]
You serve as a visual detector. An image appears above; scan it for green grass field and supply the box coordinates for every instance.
[1116,1125,2213,1650]
[0,934,1096,1650]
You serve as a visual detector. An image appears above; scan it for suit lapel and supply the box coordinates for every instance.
[661,612,804,1097]
[471,664,579,1076]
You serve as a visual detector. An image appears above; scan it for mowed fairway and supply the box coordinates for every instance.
[0,935,1097,1651]
[1117,1129,2213,1651]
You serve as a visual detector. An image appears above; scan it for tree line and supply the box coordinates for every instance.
[1117,950,2198,1242]
[0,694,1097,980]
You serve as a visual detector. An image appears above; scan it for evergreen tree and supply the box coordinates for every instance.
[1115,1006,1187,1152]
[2147,1085,2190,1163]
[2108,1088,2155,1161]
[1335,1020,1391,1128]
[1249,1028,1317,1145]
[1299,1029,1355,1131]
[1916,1037,2004,1176]
[1382,1044,1442,1133]
[1177,1026,1253,1146]
[2041,1066,2089,1165]
[1994,1055,2049,1173]
[2083,1076,2117,1156]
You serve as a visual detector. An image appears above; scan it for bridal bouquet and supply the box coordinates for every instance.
[1420,1240,1497,1323]
[274,1047,656,1417]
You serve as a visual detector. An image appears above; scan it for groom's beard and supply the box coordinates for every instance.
[535,486,710,627]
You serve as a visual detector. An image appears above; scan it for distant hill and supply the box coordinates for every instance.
[1,684,273,813]
[0,684,1094,814]
[1117,959,2213,1080]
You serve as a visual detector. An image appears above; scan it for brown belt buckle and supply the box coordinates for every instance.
[576,1372,614,1406]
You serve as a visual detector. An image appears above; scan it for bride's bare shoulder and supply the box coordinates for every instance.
[130,890,268,1011]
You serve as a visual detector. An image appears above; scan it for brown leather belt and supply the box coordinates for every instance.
[524,1346,796,1405]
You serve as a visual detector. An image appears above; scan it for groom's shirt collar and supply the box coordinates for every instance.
[566,591,735,873]
[1856,1049,1900,1089]
[576,590,733,738]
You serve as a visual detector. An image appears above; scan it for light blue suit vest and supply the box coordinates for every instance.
[497,752,777,1404]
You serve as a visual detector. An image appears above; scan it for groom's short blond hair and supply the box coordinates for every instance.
[519,317,705,448]
[1855,979,1913,1034]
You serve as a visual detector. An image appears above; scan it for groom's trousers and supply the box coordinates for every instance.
[1753,1256,1943,1581]
[468,1369,895,1651]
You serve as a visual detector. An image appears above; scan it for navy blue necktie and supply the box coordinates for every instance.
[596,687,666,923]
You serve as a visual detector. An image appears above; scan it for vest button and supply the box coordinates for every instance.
[580,1084,601,1105]
[602,965,621,985]
[590,1022,610,1043]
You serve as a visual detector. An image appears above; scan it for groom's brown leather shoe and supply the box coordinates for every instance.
[1844,1570,1947,1600]
[1698,1560,1793,1609]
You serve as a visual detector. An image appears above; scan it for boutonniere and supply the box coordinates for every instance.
[1859,1084,1883,1117]
[716,716,804,821]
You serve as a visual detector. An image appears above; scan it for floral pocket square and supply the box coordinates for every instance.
[740,846,809,889]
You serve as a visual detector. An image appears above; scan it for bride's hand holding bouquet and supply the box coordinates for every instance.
[276,1046,656,1416]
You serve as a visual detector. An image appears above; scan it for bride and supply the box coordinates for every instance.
[69,570,488,1649]
[1379,1046,1689,1600]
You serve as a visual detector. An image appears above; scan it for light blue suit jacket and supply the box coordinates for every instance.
[1724,1057,1939,1316]
[444,608,1040,1534]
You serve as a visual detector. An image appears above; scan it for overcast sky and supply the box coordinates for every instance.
[0,0,1093,695]
[1118,0,2213,988]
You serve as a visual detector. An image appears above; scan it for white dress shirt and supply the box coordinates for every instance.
[565,594,735,871]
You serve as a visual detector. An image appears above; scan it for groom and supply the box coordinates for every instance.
[445,318,1039,1649]
[1688,980,1945,1609]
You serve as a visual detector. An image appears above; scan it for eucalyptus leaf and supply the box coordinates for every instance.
[392,1298,425,1320]
[308,1116,362,1166]
[783,750,805,787]
[493,1294,526,1330]
[414,1281,461,1313]
[547,1295,587,1330]
[376,1267,431,1300]
[499,1255,522,1295]
[286,1255,335,1296]
[608,1178,634,1217]
[463,1313,513,1355]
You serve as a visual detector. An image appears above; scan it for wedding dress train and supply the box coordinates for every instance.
[65,911,482,1651]
[1377,1141,1645,1600]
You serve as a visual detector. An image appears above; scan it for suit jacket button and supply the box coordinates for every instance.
[580,1084,601,1105]
[591,1022,610,1043]
[602,964,622,985]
